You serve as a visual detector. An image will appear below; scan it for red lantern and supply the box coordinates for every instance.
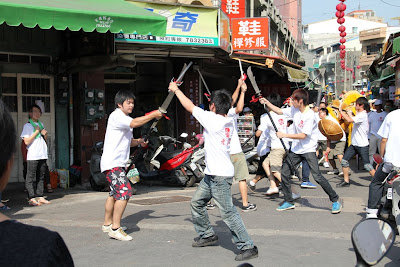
[339,25,346,32]
[336,11,344,18]
[340,38,346,44]
[339,0,346,2]
[340,54,345,59]
[340,45,346,50]
[340,60,345,64]
[337,18,345,24]
[347,78,349,81]
[357,65,361,69]
[333,81,336,83]
[340,32,347,37]
[342,80,344,82]
[353,76,356,79]
[336,3,346,11]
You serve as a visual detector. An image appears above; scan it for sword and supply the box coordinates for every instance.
[246,66,301,181]
[197,69,211,101]
[148,62,193,134]
[238,59,247,81]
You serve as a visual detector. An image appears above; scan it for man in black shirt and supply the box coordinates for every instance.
[0,99,74,266]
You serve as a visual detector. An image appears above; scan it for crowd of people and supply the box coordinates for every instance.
[0,76,399,264]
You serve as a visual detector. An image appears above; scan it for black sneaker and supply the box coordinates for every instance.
[235,246,258,261]
[242,203,257,212]
[206,203,216,210]
[247,181,256,193]
[336,181,350,187]
[192,234,219,247]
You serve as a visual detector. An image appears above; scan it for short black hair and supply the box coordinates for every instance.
[28,104,42,118]
[210,89,232,115]
[320,107,328,116]
[356,97,369,111]
[0,99,16,178]
[266,93,282,108]
[115,90,135,108]
[292,89,309,106]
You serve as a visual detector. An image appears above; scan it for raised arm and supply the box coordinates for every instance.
[168,82,195,114]
[130,110,163,128]
[231,79,243,106]
[235,81,247,114]
[259,97,283,115]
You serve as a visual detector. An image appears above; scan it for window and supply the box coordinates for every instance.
[352,27,358,34]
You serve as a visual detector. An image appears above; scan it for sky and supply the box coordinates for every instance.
[302,0,400,26]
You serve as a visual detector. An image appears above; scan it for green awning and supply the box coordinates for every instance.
[281,65,309,83]
[0,0,166,36]
[393,36,400,56]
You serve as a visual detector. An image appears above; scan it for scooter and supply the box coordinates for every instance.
[134,133,202,187]
[352,218,395,266]
[371,154,400,234]
[242,135,259,174]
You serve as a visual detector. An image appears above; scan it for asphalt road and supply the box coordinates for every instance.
[2,162,400,266]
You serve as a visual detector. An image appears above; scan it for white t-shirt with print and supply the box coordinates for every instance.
[282,106,318,154]
[377,109,400,167]
[351,110,369,147]
[193,107,234,176]
[20,122,48,161]
[326,114,346,143]
[368,111,387,138]
[227,108,242,154]
[257,115,271,156]
[259,112,288,150]
[101,108,133,172]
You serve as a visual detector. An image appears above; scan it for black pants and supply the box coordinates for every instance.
[25,159,47,199]
[368,164,389,209]
[281,152,339,204]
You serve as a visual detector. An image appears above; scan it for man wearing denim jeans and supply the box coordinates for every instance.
[168,82,258,261]
[366,109,400,218]
[339,97,375,187]
[260,89,341,214]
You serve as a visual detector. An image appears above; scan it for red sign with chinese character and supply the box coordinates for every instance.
[221,0,245,20]
[231,18,269,50]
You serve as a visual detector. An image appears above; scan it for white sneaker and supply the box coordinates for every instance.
[108,227,133,241]
[366,208,378,219]
[323,162,330,168]
[264,187,279,195]
[338,171,351,177]
[102,224,127,233]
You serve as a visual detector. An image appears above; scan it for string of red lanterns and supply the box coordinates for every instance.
[336,0,347,70]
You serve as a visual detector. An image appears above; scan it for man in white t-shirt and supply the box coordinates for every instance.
[368,99,387,165]
[247,121,271,192]
[260,89,341,214]
[339,97,375,187]
[228,79,256,212]
[100,90,162,241]
[259,94,289,195]
[366,109,400,218]
[20,104,50,207]
[168,82,258,261]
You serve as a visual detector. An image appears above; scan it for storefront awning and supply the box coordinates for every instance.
[280,64,309,83]
[0,0,167,36]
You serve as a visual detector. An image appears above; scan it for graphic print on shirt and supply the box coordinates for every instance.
[298,120,304,129]
[222,127,231,146]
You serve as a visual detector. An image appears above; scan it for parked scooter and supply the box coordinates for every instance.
[370,154,400,234]
[134,133,203,187]
[88,141,138,194]
[352,218,395,266]
[242,135,259,174]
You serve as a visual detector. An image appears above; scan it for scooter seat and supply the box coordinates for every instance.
[159,136,176,148]
[156,149,184,164]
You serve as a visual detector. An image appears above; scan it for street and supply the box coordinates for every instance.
[3,163,400,267]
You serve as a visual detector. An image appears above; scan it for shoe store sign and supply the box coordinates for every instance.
[115,3,218,47]
[231,18,270,51]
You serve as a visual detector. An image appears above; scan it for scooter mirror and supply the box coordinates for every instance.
[180,132,188,138]
[351,218,395,266]
[373,154,383,165]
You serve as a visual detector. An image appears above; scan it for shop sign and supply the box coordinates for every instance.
[219,10,231,53]
[231,18,269,51]
[115,3,218,47]
[221,0,245,20]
